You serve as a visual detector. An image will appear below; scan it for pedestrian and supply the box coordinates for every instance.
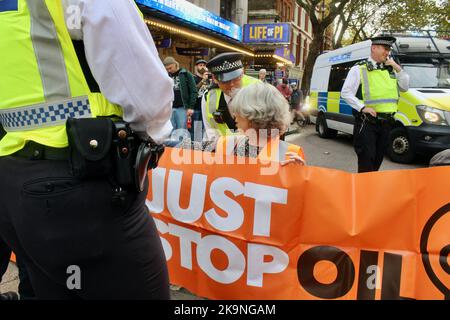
[163,56,198,133]
[0,0,172,299]
[341,35,410,173]
[192,59,210,141]
[429,149,450,167]
[289,83,303,111]
[202,52,259,141]
[258,69,268,83]
[276,78,293,101]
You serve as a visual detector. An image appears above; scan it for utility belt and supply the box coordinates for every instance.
[355,112,395,125]
[11,118,164,196]
[65,117,164,194]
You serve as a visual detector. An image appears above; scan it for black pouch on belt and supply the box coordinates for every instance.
[66,117,114,179]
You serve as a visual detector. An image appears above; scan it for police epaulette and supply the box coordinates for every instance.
[357,60,375,71]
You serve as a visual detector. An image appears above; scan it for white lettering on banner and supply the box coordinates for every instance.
[247,244,289,287]
[244,183,288,237]
[204,178,245,232]
[197,235,246,284]
[167,170,208,223]
[148,168,289,237]
[146,168,166,214]
[153,221,290,286]
[170,224,201,270]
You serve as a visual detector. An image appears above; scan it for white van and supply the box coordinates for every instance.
[309,31,450,163]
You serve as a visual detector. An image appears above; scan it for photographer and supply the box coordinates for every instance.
[192,59,211,140]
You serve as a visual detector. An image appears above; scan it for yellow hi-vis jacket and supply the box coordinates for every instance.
[0,0,123,156]
[359,63,399,113]
[217,135,306,162]
[205,75,260,136]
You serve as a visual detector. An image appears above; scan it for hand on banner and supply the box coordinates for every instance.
[280,152,305,166]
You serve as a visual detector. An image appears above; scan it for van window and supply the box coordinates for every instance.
[402,60,450,88]
[328,61,362,92]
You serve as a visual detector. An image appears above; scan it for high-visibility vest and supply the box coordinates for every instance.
[217,135,305,162]
[0,0,123,156]
[205,75,259,136]
[359,63,399,113]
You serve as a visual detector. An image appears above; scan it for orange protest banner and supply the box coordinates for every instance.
[148,148,449,300]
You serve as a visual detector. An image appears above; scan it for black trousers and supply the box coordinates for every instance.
[0,236,10,283]
[0,156,169,300]
[353,117,392,173]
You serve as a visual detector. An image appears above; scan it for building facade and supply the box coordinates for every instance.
[247,0,313,84]
[136,0,252,73]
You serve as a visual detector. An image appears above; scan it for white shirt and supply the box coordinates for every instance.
[201,90,233,141]
[62,0,173,143]
[341,57,410,112]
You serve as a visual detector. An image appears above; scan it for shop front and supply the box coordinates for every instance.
[242,22,294,83]
[135,0,254,72]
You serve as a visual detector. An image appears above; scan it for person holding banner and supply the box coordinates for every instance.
[184,82,305,164]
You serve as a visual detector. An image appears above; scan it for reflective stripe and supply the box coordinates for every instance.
[27,0,71,101]
[0,96,91,131]
[365,99,399,105]
[207,90,219,129]
[360,67,371,100]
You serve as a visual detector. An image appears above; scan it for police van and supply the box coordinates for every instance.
[309,31,450,163]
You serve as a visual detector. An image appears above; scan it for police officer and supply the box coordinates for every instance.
[341,35,410,173]
[0,0,172,299]
[202,52,259,141]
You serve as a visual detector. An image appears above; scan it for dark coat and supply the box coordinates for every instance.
[178,68,198,109]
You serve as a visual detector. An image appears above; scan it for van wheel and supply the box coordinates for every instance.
[316,114,337,138]
[388,127,415,163]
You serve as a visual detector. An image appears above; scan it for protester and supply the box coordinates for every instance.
[183,82,305,164]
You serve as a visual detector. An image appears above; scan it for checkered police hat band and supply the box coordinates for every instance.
[0,96,92,132]
[210,60,243,74]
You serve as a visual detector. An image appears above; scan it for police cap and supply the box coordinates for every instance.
[206,52,244,82]
[371,35,397,48]
[195,59,207,65]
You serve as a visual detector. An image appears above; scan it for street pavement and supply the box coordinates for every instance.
[0,124,429,299]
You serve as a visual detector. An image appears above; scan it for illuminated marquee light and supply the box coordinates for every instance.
[145,19,254,57]
[273,54,293,66]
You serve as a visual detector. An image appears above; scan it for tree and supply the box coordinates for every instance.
[296,0,352,93]
[297,0,447,93]
[340,0,448,46]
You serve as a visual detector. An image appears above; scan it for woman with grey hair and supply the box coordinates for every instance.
[179,82,305,164]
